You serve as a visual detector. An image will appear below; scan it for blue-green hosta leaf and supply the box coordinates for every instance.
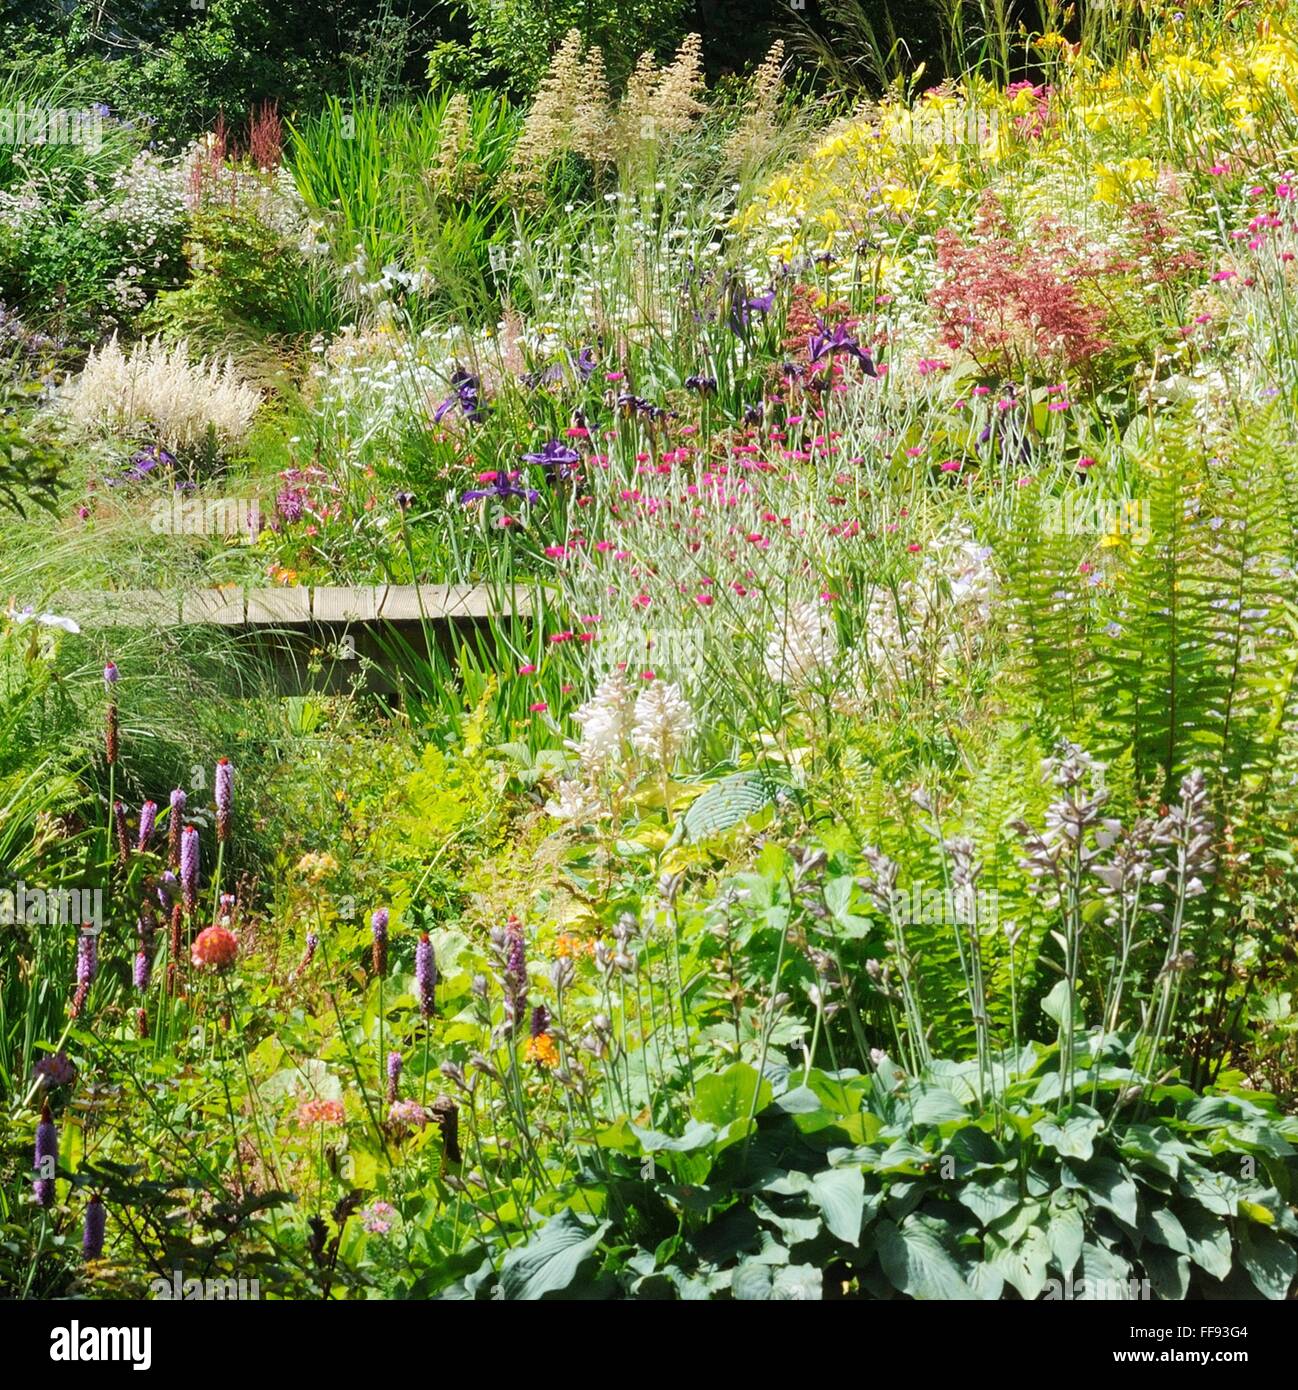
[1143,1244,1190,1301]
[958,1176,1020,1227]
[1238,1223,1298,1300]
[674,771,779,845]
[912,1085,970,1125]
[1034,1110,1104,1161]
[499,1209,609,1300]
[876,1217,974,1300]
[808,1167,866,1245]
[1046,1198,1085,1274]
[1178,1203,1233,1281]
[1062,1157,1139,1229]
[1077,1242,1136,1299]
[987,1222,1052,1301]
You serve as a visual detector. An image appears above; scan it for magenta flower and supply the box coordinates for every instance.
[415,932,437,1019]
[167,789,186,867]
[371,907,389,978]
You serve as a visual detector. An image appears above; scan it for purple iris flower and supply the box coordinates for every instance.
[433,367,486,424]
[105,444,175,488]
[460,471,540,506]
[808,321,877,376]
[684,374,717,397]
[523,439,581,483]
[727,284,775,335]
[575,347,597,381]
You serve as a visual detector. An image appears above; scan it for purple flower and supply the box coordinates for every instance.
[503,923,528,1033]
[180,826,199,913]
[138,801,158,852]
[808,321,877,376]
[134,946,151,992]
[215,759,233,843]
[433,366,485,424]
[34,1100,57,1206]
[530,1003,551,1038]
[103,660,119,689]
[114,800,129,863]
[157,870,178,911]
[684,374,717,397]
[386,1050,402,1104]
[460,471,540,506]
[77,931,98,986]
[276,487,305,524]
[104,444,175,488]
[168,789,186,868]
[83,1194,106,1260]
[32,1052,76,1089]
[416,932,437,1019]
[523,439,581,485]
[371,907,389,977]
[575,346,597,381]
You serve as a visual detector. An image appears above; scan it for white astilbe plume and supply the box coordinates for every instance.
[66,336,260,452]
[570,669,636,774]
[630,679,695,767]
[765,598,838,687]
[544,779,606,826]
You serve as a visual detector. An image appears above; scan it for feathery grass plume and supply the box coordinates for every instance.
[429,93,478,196]
[66,336,261,454]
[506,28,585,195]
[614,51,662,160]
[646,33,707,140]
[570,44,614,167]
[725,40,787,169]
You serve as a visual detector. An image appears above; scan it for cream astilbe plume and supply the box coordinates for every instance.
[506,29,586,194]
[630,679,695,768]
[765,599,838,688]
[429,93,479,196]
[66,336,260,453]
[725,40,786,169]
[544,779,606,826]
[570,668,637,775]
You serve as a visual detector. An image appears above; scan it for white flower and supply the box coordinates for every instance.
[10,606,80,634]
[765,599,837,687]
[570,669,636,774]
[544,779,605,825]
[630,680,695,767]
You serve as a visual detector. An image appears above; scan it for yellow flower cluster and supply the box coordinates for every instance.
[739,8,1298,261]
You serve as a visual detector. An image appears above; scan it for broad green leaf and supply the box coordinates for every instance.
[1063,1157,1138,1228]
[1046,1200,1085,1274]
[988,1222,1051,1301]
[1178,1203,1233,1281]
[808,1168,865,1246]
[1238,1223,1297,1300]
[912,1086,969,1125]
[958,1176,1020,1227]
[499,1210,609,1300]
[1034,1111,1103,1161]
[693,1063,772,1128]
[1077,1242,1135,1299]
[876,1217,974,1300]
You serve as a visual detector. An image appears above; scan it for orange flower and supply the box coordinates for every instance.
[554,933,594,960]
[522,1032,559,1069]
[296,1098,345,1126]
[190,924,238,971]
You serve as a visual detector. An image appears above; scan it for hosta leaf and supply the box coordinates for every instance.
[808,1167,865,1246]
[1034,1111,1103,1161]
[1046,1199,1085,1274]
[1238,1223,1298,1300]
[499,1210,609,1300]
[1077,1242,1135,1299]
[1178,1203,1233,1281]
[1142,1244,1190,1301]
[958,1176,1020,1227]
[1063,1157,1138,1228]
[876,1217,974,1300]
[988,1223,1051,1301]
[676,771,778,844]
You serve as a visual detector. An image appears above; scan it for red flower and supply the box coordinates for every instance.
[191,924,238,971]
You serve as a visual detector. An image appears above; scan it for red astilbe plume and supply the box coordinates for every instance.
[247,102,283,171]
[928,195,1110,378]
